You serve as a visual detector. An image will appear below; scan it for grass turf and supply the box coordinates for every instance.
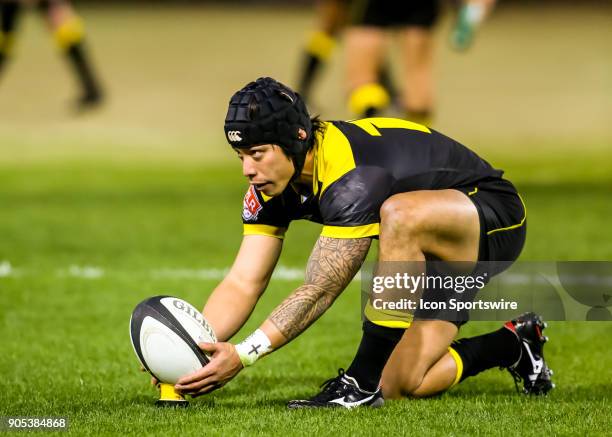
[0,163,610,436]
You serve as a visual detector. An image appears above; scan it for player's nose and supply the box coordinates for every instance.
[242,158,257,178]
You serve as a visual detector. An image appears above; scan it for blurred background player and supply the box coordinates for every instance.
[345,0,440,124]
[0,0,103,110]
[296,0,397,108]
[450,0,497,51]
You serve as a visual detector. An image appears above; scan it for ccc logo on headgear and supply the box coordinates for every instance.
[227,131,242,142]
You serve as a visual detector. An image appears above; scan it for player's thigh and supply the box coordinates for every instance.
[345,27,387,88]
[381,319,458,398]
[380,189,480,263]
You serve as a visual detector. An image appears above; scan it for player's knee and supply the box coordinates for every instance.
[385,373,423,398]
[381,363,425,398]
[381,373,403,400]
[380,194,425,238]
[400,372,425,397]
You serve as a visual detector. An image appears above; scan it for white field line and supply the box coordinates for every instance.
[151,265,305,281]
[150,266,311,281]
[0,261,306,281]
[0,261,15,277]
[64,265,105,279]
[2,261,612,287]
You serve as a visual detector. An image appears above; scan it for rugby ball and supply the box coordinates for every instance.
[130,295,217,384]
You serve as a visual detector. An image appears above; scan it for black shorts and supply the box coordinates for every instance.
[415,178,527,324]
[457,177,527,268]
[349,0,440,29]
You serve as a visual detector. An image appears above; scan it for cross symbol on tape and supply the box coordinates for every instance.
[248,344,261,355]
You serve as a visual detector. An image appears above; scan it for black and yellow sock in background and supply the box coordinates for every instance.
[378,63,398,106]
[348,82,391,118]
[0,1,21,73]
[297,30,336,102]
[52,14,103,104]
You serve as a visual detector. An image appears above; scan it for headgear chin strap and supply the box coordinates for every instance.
[224,77,313,180]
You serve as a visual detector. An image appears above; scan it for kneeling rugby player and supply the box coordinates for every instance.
[174,77,554,406]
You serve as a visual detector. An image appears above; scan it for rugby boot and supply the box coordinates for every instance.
[287,369,384,409]
[504,312,555,395]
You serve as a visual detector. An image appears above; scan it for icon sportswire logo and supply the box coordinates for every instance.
[227,130,242,142]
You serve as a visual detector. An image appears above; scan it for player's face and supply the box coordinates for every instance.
[235,144,294,197]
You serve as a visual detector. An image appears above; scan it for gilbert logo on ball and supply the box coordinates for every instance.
[130,295,217,385]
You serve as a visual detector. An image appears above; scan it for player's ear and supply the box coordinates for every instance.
[297,128,308,141]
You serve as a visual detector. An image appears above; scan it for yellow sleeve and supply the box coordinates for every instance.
[320,223,379,239]
[243,224,287,239]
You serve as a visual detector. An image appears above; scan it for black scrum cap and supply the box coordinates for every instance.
[224,77,313,178]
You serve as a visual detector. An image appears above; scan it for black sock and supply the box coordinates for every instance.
[65,42,102,99]
[451,325,520,382]
[363,106,379,118]
[1,1,21,74]
[378,63,397,104]
[297,52,322,103]
[346,321,404,392]
[1,1,21,34]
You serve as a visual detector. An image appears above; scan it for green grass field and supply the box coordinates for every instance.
[1,3,611,436]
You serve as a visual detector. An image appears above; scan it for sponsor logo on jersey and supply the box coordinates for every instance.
[243,186,262,221]
[227,130,242,142]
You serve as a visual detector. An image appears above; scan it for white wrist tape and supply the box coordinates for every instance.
[235,329,273,367]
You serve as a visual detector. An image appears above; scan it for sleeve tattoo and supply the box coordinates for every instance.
[269,236,372,341]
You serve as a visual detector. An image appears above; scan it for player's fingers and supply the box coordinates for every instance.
[176,374,217,394]
[190,382,222,397]
[176,365,214,386]
[198,342,217,353]
[150,376,159,386]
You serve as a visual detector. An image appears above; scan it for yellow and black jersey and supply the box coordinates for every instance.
[242,118,504,240]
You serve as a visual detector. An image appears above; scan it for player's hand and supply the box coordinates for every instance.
[175,342,243,397]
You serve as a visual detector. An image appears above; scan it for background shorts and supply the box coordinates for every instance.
[349,0,440,29]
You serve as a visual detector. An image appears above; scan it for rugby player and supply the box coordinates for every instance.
[174,77,553,406]
[296,0,397,108]
[344,0,440,123]
[0,0,103,110]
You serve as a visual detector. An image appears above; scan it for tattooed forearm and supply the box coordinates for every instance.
[269,236,371,341]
